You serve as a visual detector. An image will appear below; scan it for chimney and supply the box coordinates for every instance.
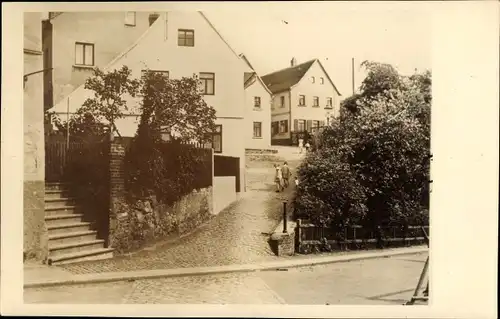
[290,57,297,67]
[149,13,160,26]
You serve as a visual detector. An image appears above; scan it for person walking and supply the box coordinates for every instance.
[305,141,311,153]
[274,164,284,192]
[281,161,291,188]
[298,137,304,154]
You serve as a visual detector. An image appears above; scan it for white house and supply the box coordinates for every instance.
[261,58,342,146]
[51,11,252,210]
[240,54,272,150]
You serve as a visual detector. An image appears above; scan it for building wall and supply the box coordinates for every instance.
[24,12,48,262]
[271,91,291,140]
[52,11,249,193]
[213,176,236,215]
[244,76,271,149]
[290,61,341,130]
[48,11,154,106]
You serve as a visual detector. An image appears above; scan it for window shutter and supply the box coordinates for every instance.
[306,120,312,131]
[294,119,298,132]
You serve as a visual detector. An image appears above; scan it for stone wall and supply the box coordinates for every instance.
[108,139,214,253]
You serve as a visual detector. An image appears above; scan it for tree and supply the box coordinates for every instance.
[295,61,431,229]
[51,66,140,140]
[125,70,217,202]
[136,70,217,143]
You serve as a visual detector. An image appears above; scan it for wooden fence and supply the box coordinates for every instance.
[295,220,429,253]
[45,137,110,183]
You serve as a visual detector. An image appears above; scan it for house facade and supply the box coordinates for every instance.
[42,11,156,112]
[241,54,272,150]
[262,58,342,146]
[24,12,48,261]
[51,11,251,202]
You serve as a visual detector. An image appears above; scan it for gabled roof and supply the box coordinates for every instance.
[261,59,316,94]
[239,53,255,71]
[52,11,251,114]
[261,58,342,96]
[240,54,272,95]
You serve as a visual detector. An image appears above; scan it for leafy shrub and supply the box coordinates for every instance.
[294,61,431,231]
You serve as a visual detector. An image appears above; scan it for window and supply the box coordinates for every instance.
[178,29,194,47]
[313,96,319,107]
[75,42,94,66]
[125,12,136,26]
[299,95,305,106]
[312,120,320,129]
[280,96,285,108]
[326,97,333,108]
[298,119,306,132]
[271,122,279,136]
[253,122,262,138]
[254,96,261,108]
[311,76,315,83]
[199,72,215,95]
[279,120,288,133]
[212,125,222,153]
[320,77,324,84]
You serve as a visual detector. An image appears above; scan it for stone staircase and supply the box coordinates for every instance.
[45,182,114,265]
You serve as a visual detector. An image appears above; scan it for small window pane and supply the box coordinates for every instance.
[75,44,84,65]
[254,97,261,107]
[84,45,93,65]
[253,122,262,137]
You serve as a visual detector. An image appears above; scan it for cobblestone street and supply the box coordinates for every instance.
[58,150,304,275]
[24,252,428,305]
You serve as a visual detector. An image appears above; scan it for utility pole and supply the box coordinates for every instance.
[352,57,355,95]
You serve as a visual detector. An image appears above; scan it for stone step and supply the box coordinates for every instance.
[45,214,84,227]
[47,247,114,266]
[45,189,72,200]
[45,182,71,191]
[45,198,77,209]
[47,221,92,236]
[49,239,106,258]
[45,205,79,217]
[48,230,98,246]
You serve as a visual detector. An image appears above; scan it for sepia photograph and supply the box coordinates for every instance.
[2,1,498,317]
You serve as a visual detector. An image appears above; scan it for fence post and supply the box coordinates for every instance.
[295,219,302,252]
[282,201,288,233]
[108,139,126,248]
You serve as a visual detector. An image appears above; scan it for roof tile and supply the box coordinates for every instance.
[261,59,316,94]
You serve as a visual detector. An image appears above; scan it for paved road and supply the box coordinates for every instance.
[58,153,303,275]
[25,252,428,305]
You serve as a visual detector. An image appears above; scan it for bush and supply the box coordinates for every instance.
[124,139,212,206]
[294,62,431,230]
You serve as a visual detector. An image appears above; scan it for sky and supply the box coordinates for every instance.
[204,2,432,97]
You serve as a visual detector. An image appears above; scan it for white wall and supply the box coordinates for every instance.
[53,11,249,192]
[24,12,45,182]
[244,76,271,149]
[213,176,236,215]
[270,91,291,140]
[291,60,341,129]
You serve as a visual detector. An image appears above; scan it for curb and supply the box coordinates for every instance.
[24,246,427,289]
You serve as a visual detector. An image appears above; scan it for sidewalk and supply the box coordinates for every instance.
[24,246,427,289]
